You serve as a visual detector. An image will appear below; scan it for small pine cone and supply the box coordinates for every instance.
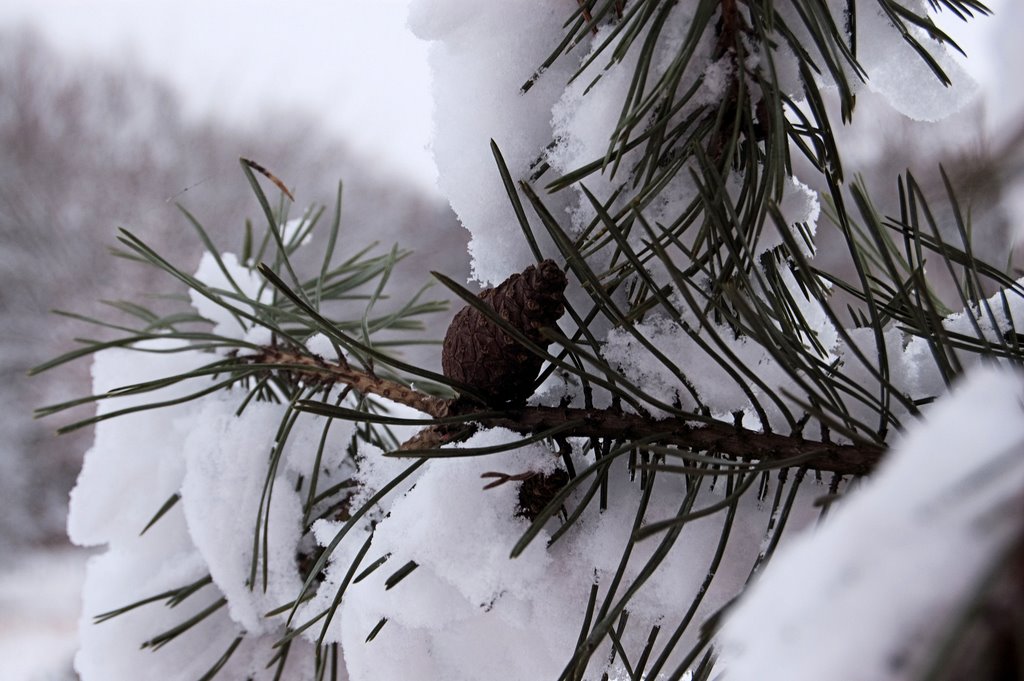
[516,469,570,522]
[442,259,567,406]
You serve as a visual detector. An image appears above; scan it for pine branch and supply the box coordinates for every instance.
[254,346,885,476]
[469,406,883,476]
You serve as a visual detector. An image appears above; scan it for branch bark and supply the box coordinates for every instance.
[480,405,883,476]
[248,347,886,476]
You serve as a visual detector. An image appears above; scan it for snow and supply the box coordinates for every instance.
[717,365,1024,680]
[845,0,977,122]
[763,178,820,258]
[697,56,736,107]
[600,254,844,427]
[327,427,824,680]
[836,277,1024,429]
[770,1,977,122]
[65,258,355,679]
[304,332,339,361]
[67,347,309,679]
[67,339,208,548]
[409,0,579,285]
[180,399,306,634]
[603,313,793,419]
[188,252,271,341]
[546,2,716,255]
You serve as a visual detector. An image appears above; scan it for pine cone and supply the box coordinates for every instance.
[516,469,570,522]
[442,259,567,406]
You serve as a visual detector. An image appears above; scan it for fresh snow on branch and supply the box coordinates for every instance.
[717,365,1024,680]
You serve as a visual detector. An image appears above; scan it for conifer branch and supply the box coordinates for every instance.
[251,346,885,476]
[477,406,883,476]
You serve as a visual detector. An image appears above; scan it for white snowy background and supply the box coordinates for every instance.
[2,0,1024,680]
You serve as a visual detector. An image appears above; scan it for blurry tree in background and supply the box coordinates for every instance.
[0,28,466,552]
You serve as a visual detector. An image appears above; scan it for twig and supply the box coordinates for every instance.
[577,0,598,35]
[248,346,450,418]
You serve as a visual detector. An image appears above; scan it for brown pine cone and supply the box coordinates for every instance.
[442,259,567,406]
[516,469,570,522]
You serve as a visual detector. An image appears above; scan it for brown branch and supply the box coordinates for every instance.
[247,347,886,476]
[708,0,769,159]
[482,406,883,476]
[577,0,597,35]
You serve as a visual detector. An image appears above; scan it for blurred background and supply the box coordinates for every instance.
[0,1,1020,679]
